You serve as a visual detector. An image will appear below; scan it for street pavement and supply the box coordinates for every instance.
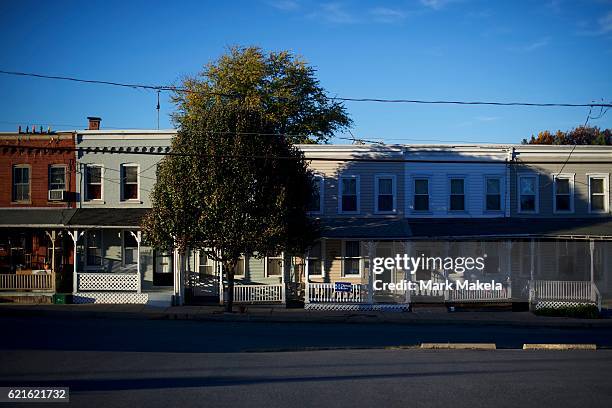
[1,315,612,407]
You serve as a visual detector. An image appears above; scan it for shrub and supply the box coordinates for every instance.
[535,304,600,319]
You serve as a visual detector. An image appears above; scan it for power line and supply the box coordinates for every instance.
[1,69,611,108]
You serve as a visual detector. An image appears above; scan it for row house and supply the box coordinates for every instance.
[1,120,610,310]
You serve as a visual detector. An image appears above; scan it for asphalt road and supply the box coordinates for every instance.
[1,316,612,407]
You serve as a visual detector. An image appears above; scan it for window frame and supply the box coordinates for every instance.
[412,176,431,213]
[85,229,103,269]
[121,163,140,202]
[587,173,610,214]
[306,241,325,278]
[374,174,397,214]
[552,173,575,214]
[517,174,539,214]
[307,174,324,215]
[85,164,104,202]
[448,176,467,212]
[264,254,284,277]
[232,255,247,278]
[12,164,31,203]
[48,164,67,191]
[341,240,362,277]
[338,174,360,214]
[484,176,504,212]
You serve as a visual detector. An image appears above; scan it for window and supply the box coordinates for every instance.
[485,177,502,211]
[121,164,139,201]
[233,255,246,277]
[306,242,323,277]
[12,165,30,202]
[553,174,574,213]
[413,178,429,211]
[123,231,138,265]
[86,165,103,201]
[375,175,395,213]
[339,176,359,213]
[198,251,214,283]
[588,175,609,213]
[266,254,283,276]
[49,165,66,190]
[449,178,465,211]
[307,175,324,214]
[518,175,538,213]
[86,230,102,267]
[343,241,361,276]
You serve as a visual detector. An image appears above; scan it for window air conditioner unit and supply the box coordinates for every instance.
[48,189,65,201]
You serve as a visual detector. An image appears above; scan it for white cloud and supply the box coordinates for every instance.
[420,0,451,10]
[369,7,407,23]
[511,37,551,52]
[318,3,358,24]
[267,0,300,11]
[599,11,612,33]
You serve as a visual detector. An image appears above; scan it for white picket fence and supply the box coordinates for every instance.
[447,287,510,302]
[531,280,596,302]
[233,284,284,303]
[307,282,368,303]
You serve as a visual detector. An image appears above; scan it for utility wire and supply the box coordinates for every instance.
[1,69,611,108]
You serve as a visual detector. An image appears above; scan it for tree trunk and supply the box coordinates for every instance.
[225,262,235,313]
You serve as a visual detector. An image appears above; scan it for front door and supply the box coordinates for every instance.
[153,250,174,286]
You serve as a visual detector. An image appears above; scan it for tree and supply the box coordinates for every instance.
[173,46,352,144]
[522,126,612,145]
[143,47,351,311]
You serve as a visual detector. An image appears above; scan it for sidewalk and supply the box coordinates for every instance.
[1,303,611,328]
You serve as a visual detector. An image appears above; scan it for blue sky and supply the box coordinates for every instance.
[0,0,611,143]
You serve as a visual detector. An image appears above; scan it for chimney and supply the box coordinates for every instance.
[87,116,101,130]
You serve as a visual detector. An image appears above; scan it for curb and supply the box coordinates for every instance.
[421,343,497,350]
[522,343,597,350]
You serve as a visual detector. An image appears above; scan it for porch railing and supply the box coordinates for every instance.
[77,273,139,292]
[233,284,284,303]
[531,280,595,303]
[307,282,368,303]
[0,273,55,292]
[447,287,510,302]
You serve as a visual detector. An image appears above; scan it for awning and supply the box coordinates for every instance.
[0,208,148,229]
[0,209,77,228]
[66,208,148,228]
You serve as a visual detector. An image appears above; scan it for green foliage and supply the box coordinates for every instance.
[172,46,352,144]
[534,304,600,319]
[522,126,612,145]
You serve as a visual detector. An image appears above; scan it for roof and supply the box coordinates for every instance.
[0,208,147,228]
[317,217,612,240]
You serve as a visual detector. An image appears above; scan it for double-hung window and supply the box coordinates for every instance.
[266,254,283,277]
[85,165,103,201]
[121,164,139,201]
[198,251,215,283]
[518,175,538,213]
[49,165,66,191]
[485,177,502,211]
[307,175,324,214]
[413,178,429,211]
[233,255,246,277]
[86,230,102,267]
[553,174,574,213]
[306,241,323,277]
[588,174,609,213]
[343,241,361,276]
[123,231,138,266]
[339,176,359,213]
[449,178,465,211]
[375,175,395,213]
[12,164,30,202]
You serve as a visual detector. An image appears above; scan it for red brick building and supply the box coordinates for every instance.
[0,130,77,294]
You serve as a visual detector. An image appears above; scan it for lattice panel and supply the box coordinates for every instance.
[78,273,139,291]
[305,303,408,312]
[535,301,593,310]
[73,292,149,304]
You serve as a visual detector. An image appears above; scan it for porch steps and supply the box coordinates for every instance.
[146,291,174,308]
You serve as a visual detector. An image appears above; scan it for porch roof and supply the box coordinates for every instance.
[0,209,77,228]
[66,208,148,228]
[316,217,612,240]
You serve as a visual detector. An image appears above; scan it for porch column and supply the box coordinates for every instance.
[281,251,286,304]
[129,231,142,294]
[68,229,84,294]
[367,241,375,304]
[530,238,535,281]
[506,240,512,299]
[45,231,56,273]
[590,240,595,301]
[403,241,412,305]
[218,251,224,305]
[173,247,182,305]
[304,249,310,304]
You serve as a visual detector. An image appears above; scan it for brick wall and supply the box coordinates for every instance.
[0,133,77,207]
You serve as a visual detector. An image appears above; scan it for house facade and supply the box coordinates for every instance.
[1,121,610,309]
